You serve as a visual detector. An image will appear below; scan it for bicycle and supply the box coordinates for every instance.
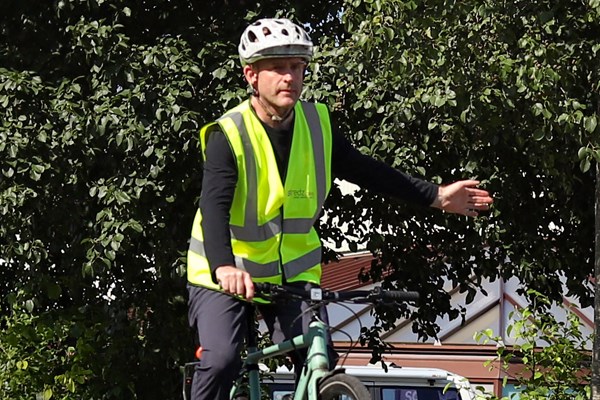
[183,282,419,400]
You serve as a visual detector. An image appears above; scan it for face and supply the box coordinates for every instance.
[244,57,307,114]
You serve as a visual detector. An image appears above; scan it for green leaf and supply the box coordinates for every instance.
[385,27,394,40]
[105,249,116,261]
[144,145,154,157]
[114,191,131,204]
[128,220,143,233]
[213,67,227,79]
[533,129,545,141]
[16,360,29,370]
[584,115,597,133]
[433,95,446,107]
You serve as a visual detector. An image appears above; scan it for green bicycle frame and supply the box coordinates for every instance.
[230,318,331,400]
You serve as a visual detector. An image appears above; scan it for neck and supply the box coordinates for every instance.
[251,96,294,129]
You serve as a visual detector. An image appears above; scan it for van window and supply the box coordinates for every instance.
[381,386,461,400]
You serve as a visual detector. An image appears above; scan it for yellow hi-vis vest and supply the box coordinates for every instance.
[187,100,332,292]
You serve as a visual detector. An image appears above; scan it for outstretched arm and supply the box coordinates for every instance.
[430,180,493,217]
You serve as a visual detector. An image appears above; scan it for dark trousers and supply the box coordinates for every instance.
[187,282,337,400]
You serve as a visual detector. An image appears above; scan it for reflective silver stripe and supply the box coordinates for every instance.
[235,112,259,231]
[235,255,280,277]
[301,102,327,218]
[283,218,315,234]
[282,246,322,278]
[190,236,280,277]
[188,237,205,256]
[230,216,281,242]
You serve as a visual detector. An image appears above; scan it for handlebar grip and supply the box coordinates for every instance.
[380,290,419,302]
[253,282,271,294]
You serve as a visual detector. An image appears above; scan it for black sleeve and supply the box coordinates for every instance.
[331,130,439,206]
[199,127,237,281]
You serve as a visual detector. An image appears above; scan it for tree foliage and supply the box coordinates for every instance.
[309,0,599,340]
[476,290,592,400]
[1,0,599,398]
[0,1,344,398]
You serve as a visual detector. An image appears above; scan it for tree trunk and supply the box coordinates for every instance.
[593,162,600,400]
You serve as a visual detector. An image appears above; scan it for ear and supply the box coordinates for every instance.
[243,64,258,91]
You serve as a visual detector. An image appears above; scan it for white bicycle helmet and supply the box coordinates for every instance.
[238,18,313,66]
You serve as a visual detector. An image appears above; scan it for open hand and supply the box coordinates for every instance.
[432,180,493,217]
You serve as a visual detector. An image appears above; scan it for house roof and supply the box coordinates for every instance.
[321,251,375,291]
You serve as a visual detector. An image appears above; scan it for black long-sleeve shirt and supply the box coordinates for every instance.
[199,111,439,275]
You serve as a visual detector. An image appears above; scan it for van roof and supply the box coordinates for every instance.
[340,365,454,380]
[270,363,467,385]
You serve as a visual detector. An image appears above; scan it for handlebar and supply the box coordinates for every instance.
[253,282,419,304]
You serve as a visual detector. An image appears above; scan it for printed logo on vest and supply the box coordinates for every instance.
[287,189,315,199]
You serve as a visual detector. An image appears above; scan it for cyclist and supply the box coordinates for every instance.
[186,17,493,400]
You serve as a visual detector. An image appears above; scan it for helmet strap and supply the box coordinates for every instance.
[254,93,293,123]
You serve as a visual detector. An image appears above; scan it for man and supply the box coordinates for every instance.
[186,18,493,400]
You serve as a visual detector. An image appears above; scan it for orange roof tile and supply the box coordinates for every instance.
[321,252,375,291]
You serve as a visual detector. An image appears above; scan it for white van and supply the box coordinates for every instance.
[264,363,478,400]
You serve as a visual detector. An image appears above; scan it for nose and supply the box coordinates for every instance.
[282,70,294,82]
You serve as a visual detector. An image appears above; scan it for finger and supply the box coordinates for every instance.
[468,194,493,203]
[220,279,231,293]
[469,199,493,207]
[470,195,492,203]
[459,179,481,188]
[235,276,245,296]
[245,276,255,300]
[467,188,491,197]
